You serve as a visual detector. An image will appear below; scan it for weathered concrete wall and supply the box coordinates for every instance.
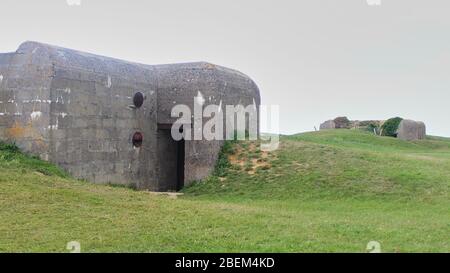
[0,44,54,157]
[0,53,14,140]
[0,41,261,191]
[397,119,426,141]
[155,62,260,186]
[0,42,159,190]
[49,63,158,189]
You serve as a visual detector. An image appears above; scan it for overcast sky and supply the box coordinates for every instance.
[1,0,449,136]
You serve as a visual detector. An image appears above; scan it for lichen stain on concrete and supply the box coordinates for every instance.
[196,91,205,105]
[6,121,45,141]
[106,75,112,88]
[0,74,3,83]
[30,111,42,120]
[48,119,59,130]
[6,121,29,139]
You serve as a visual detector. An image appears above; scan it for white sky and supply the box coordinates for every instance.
[1,0,449,136]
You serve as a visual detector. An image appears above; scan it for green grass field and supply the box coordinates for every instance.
[0,130,449,252]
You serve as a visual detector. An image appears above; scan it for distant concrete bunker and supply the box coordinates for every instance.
[0,42,261,191]
[319,117,426,141]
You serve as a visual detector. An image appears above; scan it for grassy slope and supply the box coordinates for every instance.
[0,130,449,252]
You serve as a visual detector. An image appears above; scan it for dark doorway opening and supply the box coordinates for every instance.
[157,126,185,192]
[176,138,185,191]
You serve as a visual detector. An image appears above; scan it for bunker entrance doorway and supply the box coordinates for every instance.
[157,127,185,192]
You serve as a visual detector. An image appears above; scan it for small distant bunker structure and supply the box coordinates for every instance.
[320,116,426,141]
[320,117,353,130]
[319,120,336,130]
[0,42,261,191]
[396,119,426,141]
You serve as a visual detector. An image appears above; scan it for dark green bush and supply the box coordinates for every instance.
[366,123,379,134]
[381,117,403,137]
[0,142,20,153]
[333,117,351,129]
[358,121,381,134]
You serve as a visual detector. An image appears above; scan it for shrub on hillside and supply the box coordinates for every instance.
[333,116,351,129]
[0,142,19,153]
[366,123,380,134]
[381,117,403,137]
[358,120,381,134]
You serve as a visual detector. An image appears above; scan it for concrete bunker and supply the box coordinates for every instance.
[0,41,261,191]
[319,116,426,141]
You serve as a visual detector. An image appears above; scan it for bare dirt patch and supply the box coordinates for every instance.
[228,141,276,175]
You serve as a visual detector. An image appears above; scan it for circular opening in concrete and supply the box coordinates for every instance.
[132,132,143,147]
[133,92,144,108]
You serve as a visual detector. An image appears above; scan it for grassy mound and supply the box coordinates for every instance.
[187,130,450,200]
[1,131,449,252]
[0,142,67,178]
